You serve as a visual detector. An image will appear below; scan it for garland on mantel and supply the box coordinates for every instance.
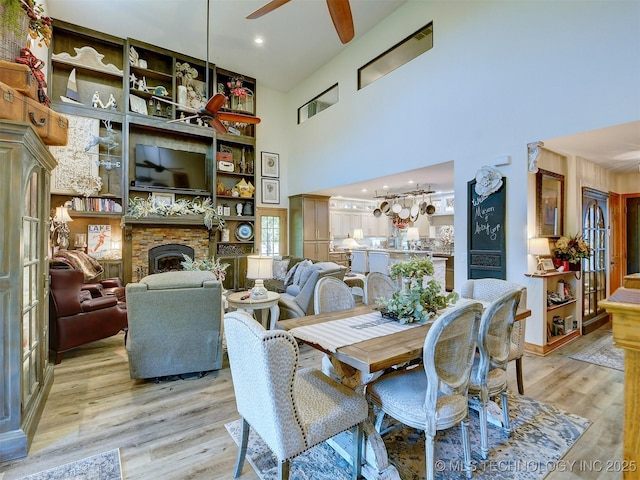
[123,195,224,230]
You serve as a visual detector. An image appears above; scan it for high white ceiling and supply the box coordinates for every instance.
[45,0,408,92]
[45,1,640,200]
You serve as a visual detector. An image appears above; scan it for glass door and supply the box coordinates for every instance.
[581,187,609,334]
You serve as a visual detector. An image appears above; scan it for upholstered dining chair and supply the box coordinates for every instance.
[460,278,528,394]
[314,276,356,313]
[467,289,521,459]
[363,272,398,306]
[366,300,483,480]
[224,311,368,480]
[367,251,390,275]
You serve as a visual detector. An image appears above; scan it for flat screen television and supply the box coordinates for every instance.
[133,144,210,193]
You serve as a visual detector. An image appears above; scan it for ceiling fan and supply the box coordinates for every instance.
[153,93,261,135]
[247,0,355,44]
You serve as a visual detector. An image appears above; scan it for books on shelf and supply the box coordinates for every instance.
[68,197,123,213]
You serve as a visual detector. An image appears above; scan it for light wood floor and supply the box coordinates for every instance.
[0,322,623,480]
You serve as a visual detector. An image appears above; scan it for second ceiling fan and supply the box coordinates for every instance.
[247,0,355,44]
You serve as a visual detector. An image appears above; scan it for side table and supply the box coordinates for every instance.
[226,291,281,330]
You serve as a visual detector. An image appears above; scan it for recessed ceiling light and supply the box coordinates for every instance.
[361,188,367,192]
[254,37,264,45]
[382,185,389,189]
[407,180,414,184]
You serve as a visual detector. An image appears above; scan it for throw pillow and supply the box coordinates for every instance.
[284,260,304,287]
[292,259,313,286]
[273,259,290,281]
[297,262,322,288]
[286,284,301,296]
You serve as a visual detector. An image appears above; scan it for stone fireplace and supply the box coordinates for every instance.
[148,243,195,274]
[124,219,213,283]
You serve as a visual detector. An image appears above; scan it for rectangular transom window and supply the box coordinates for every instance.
[298,84,338,124]
[358,23,433,90]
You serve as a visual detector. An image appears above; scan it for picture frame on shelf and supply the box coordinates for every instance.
[130,95,148,115]
[536,169,564,237]
[261,152,279,178]
[539,258,557,273]
[151,192,175,206]
[261,178,280,204]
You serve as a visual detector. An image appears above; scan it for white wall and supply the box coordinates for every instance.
[280,0,640,287]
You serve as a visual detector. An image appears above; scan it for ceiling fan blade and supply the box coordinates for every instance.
[207,117,228,135]
[166,114,199,124]
[202,93,226,115]
[326,0,354,44]
[246,0,292,19]
[217,112,262,125]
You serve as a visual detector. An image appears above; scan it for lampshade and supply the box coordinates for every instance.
[246,255,273,280]
[342,237,360,249]
[54,206,73,223]
[406,227,420,241]
[528,237,550,256]
[353,228,364,240]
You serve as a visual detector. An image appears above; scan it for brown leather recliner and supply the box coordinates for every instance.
[49,269,128,364]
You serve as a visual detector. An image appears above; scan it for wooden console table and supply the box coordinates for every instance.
[600,287,640,479]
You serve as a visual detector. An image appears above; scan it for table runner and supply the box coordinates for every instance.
[289,310,423,352]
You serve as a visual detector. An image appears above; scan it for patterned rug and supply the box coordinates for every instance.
[16,449,122,480]
[225,393,591,480]
[570,334,624,371]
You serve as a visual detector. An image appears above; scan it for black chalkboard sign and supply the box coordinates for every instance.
[467,177,506,279]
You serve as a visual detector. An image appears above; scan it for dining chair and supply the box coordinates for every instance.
[460,278,528,394]
[467,289,521,459]
[363,272,398,306]
[366,300,483,480]
[314,276,356,313]
[224,311,368,480]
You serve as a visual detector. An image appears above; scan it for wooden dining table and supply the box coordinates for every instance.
[278,302,532,480]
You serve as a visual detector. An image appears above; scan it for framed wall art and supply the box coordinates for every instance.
[151,192,175,206]
[536,169,564,237]
[261,152,280,178]
[261,178,280,204]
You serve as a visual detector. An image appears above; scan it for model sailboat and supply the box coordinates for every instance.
[60,69,82,104]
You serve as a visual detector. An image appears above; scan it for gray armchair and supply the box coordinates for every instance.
[125,270,223,379]
[278,262,347,320]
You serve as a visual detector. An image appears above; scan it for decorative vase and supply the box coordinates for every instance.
[177,85,188,106]
[570,261,581,271]
[562,260,570,272]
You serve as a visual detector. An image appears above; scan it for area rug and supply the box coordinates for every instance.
[570,334,624,371]
[225,393,591,480]
[17,449,123,480]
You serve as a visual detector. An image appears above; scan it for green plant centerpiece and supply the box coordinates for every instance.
[376,256,458,324]
[180,254,230,282]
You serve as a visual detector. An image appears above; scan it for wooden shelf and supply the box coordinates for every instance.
[547,299,577,311]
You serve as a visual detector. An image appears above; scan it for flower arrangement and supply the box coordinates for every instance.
[180,254,230,282]
[553,233,591,264]
[124,195,224,231]
[227,77,247,99]
[175,61,198,87]
[377,256,459,324]
[1,0,52,48]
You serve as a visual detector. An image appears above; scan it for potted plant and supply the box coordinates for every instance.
[552,233,591,271]
[376,256,458,324]
[180,254,230,283]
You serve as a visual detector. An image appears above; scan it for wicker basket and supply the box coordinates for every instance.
[0,4,29,63]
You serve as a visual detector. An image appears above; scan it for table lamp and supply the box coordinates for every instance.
[247,255,273,299]
[52,206,73,250]
[406,227,420,250]
[353,228,364,242]
[529,237,551,274]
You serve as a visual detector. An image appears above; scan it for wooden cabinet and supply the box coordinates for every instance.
[524,271,581,355]
[48,22,258,286]
[0,122,56,461]
[290,195,330,261]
